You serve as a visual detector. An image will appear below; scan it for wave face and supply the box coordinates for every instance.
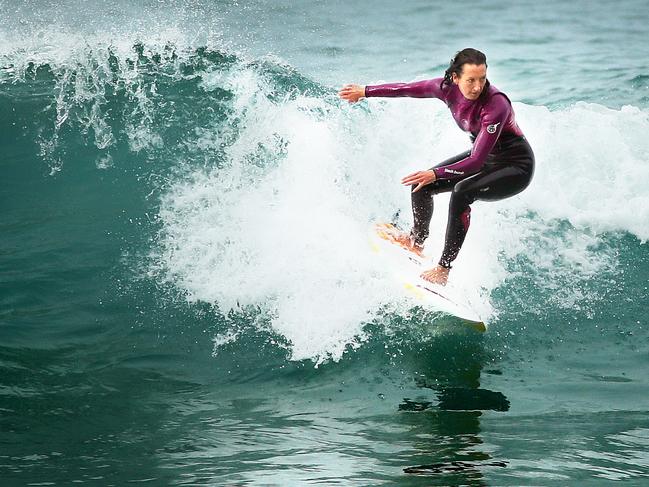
[2,1,649,485]
[7,42,646,361]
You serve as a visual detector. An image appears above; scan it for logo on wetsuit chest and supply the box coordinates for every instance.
[486,122,501,134]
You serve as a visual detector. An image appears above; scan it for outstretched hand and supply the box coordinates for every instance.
[401,170,437,192]
[338,84,366,103]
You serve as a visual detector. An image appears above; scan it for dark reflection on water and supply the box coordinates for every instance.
[404,460,508,477]
[391,331,511,486]
[438,387,510,412]
[4,324,649,486]
[401,387,511,412]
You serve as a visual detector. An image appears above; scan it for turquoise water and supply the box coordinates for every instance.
[2,0,649,485]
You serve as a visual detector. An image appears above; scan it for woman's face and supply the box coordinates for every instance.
[452,64,487,100]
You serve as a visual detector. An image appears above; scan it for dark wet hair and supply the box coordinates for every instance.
[441,48,490,99]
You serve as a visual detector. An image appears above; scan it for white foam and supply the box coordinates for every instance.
[5,7,645,363]
[516,102,649,240]
[152,68,649,363]
[157,73,400,362]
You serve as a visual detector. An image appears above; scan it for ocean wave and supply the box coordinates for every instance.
[3,41,647,363]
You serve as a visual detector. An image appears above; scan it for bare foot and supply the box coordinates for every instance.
[420,266,450,286]
[375,223,424,257]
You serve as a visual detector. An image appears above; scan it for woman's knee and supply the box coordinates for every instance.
[411,183,435,204]
[449,183,475,211]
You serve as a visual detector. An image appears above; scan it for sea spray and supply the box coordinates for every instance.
[3,41,646,363]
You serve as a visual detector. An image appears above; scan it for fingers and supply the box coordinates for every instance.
[339,84,365,103]
[402,170,436,185]
[338,85,358,103]
[402,170,436,191]
[338,84,357,96]
[412,181,426,193]
[401,171,422,184]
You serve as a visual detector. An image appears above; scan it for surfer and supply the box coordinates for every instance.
[339,48,534,285]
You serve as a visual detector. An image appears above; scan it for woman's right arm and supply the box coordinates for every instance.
[365,78,445,99]
[339,78,445,103]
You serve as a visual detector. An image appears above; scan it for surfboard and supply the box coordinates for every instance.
[371,223,486,332]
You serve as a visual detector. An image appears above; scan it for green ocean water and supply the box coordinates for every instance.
[1,0,649,485]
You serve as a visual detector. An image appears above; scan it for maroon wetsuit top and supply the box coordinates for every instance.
[364,78,524,180]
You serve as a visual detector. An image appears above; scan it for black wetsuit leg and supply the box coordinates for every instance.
[410,150,471,245]
[410,136,535,268]
[438,136,535,268]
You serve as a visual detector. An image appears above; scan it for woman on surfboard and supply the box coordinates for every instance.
[339,48,534,286]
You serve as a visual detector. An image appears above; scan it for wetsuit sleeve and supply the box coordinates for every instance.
[433,94,510,180]
[365,78,445,99]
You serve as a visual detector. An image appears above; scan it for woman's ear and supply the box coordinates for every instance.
[451,72,459,85]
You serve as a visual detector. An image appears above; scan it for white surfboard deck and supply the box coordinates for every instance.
[370,223,487,332]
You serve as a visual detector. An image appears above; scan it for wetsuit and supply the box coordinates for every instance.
[365,78,535,268]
